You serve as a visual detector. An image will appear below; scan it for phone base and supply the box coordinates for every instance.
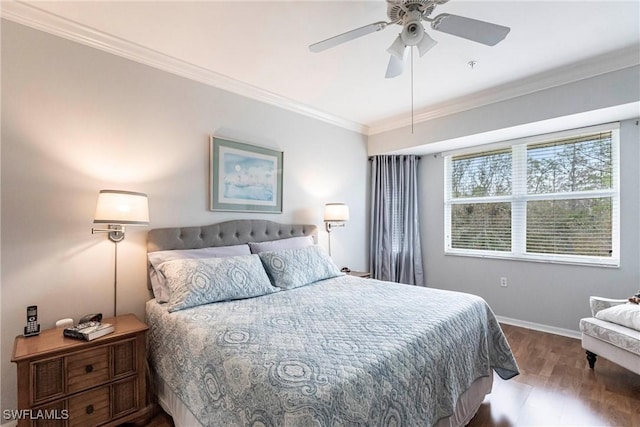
[24,325,40,337]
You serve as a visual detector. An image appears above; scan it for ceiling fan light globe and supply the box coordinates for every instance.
[416,31,437,57]
[387,35,407,59]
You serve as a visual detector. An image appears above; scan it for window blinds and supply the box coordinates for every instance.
[445,125,619,266]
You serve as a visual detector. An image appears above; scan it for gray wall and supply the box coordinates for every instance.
[368,56,640,335]
[368,47,640,336]
[368,65,640,156]
[420,118,639,332]
[0,21,368,416]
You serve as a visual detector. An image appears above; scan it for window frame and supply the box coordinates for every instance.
[444,123,620,267]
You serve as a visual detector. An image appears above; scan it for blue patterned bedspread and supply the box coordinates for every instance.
[146,276,518,426]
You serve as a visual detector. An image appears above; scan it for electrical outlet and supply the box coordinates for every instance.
[500,277,508,287]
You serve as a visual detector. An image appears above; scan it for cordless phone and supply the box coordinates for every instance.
[24,305,41,337]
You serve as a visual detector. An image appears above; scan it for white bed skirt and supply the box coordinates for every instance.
[435,374,493,427]
[156,373,493,427]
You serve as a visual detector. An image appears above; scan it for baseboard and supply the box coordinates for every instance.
[496,315,581,339]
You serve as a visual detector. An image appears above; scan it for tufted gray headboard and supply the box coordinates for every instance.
[146,220,317,289]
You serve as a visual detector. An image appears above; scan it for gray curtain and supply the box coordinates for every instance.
[369,155,424,285]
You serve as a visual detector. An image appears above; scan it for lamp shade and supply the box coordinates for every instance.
[93,190,149,225]
[324,203,350,222]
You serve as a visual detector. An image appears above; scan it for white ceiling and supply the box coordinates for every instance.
[3,1,640,135]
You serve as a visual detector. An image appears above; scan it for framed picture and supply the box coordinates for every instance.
[210,137,283,213]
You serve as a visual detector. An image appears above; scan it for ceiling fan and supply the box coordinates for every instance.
[309,0,510,78]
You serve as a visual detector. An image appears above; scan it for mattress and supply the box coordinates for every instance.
[146,275,518,426]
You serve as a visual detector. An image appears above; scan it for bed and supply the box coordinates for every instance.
[145,220,518,427]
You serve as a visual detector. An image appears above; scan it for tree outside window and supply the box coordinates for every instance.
[444,125,619,266]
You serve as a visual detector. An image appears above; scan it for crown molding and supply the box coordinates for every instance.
[3,1,637,138]
[1,1,369,135]
[368,45,640,135]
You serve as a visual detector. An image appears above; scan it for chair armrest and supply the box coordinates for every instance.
[589,296,628,316]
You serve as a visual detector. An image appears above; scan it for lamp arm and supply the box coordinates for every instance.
[325,221,346,233]
[92,225,126,242]
[91,227,123,233]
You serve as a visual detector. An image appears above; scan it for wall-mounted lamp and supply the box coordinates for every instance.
[92,190,149,316]
[324,203,349,256]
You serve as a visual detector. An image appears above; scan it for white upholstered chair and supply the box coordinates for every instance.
[579,296,640,375]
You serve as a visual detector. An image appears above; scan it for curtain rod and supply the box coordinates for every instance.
[368,155,421,161]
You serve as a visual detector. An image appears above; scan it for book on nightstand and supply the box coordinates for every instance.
[63,321,114,341]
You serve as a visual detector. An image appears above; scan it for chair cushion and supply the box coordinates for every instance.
[580,317,640,356]
[595,303,640,331]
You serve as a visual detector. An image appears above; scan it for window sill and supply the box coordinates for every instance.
[444,251,619,268]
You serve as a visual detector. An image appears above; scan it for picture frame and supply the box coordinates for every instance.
[210,136,283,213]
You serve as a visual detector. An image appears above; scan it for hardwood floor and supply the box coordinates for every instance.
[140,410,174,427]
[140,324,640,427]
[469,324,640,427]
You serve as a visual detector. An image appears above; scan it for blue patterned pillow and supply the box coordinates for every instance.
[159,255,278,312]
[148,244,251,303]
[258,245,344,290]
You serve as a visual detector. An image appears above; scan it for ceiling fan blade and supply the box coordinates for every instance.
[416,32,437,57]
[385,53,406,79]
[309,21,389,53]
[430,13,510,46]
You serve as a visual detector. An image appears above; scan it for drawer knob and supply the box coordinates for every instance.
[86,405,94,415]
[85,364,93,373]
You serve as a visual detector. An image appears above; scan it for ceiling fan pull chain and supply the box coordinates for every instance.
[410,46,414,133]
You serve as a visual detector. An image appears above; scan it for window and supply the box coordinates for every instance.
[444,124,619,266]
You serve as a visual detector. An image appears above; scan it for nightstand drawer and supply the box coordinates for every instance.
[29,377,139,427]
[31,348,111,405]
[68,384,110,427]
[67,347,109,394]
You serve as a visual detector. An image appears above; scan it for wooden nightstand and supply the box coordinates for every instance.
[346,270,371,279]
[11,314,153,427]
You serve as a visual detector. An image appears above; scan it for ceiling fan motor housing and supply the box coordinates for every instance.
[387,0,450,23]
[401,10,426,45]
